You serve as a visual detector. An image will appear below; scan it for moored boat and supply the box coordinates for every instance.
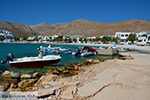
[1,52,61,67]
[72,47,97,57]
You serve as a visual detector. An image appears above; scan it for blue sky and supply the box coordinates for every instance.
[1,0,150,25]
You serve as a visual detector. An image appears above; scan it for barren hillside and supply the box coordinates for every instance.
[0,19,150,37]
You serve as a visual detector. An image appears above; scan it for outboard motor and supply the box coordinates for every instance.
[1,53,15,64]
[75,49,81,56]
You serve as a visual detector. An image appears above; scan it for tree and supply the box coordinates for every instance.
[127,33,138,44]
[68,38,72,43]
[14,37,20,41]
[79,38,83,42]
[0,36,5,41]
[73,38,77,43]
[83,38,87,43]
[100,36,111,43]
[53,36,63,42]
[111,36,120,43]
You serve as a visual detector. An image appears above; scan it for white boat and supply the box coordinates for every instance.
[1,52,61,67]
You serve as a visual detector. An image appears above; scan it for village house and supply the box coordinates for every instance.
[0,30,14,42]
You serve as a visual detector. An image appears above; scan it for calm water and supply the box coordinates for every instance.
[0,43,117,76]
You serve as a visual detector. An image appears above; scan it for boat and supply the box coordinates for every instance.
[1,52,61,67]
[53,48,77,54]
[39,45,60,53]
[72,47,97,57]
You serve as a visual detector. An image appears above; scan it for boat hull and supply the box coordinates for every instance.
[9,59,61,67]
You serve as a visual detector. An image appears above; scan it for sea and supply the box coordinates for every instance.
[0,43,117,76]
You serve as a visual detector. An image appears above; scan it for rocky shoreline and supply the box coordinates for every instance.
[0,52,149,100]
[0,57,105,98]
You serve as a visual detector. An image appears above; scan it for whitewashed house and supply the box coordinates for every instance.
[115,32,136,44]
[137,31,150,44]
[27,36,36,41]
[0,30,14,42]
[50,35,58,40]
[87,36,96,41]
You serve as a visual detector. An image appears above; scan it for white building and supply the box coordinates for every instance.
[115,32,136,44]
[38,35,50,41]
[87,36,96,40]
[50,35,58,40]
[137,31,150,44]
[0,30,14,42]
[27,36,36,40]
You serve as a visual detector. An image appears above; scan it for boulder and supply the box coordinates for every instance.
[86,59,93,63]
[28,79,37,86]
[18,80,29,89]
[32,72,40,79]
[63,70,70,74]
[7,83,14,92]
[52,69,60,75]
[10,71,20,79]
[1,71,10,79]
[37,87,60,98]
[70,70,80,75]
[93,59,100,64]
[34,74,58,86]
[21,74,31,80]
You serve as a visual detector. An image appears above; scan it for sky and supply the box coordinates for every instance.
[1,0,150,25]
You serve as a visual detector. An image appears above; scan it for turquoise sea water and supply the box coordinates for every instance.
[0,43,117,76]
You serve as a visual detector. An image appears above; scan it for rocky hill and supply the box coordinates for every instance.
[0,19,150,37]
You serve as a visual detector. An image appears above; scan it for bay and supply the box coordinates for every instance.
[0,43,116,76]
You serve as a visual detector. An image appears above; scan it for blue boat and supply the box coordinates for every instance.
[53,49,77,54]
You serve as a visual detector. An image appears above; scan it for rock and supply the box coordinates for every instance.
[93,59,100,64]
[28,79,37,85]
[0,78,18,91]
[70,70,80,75]
[7,83,14,92]
[60,86,77,99]
[0,86,4,92]
[34,74,58,86]
[74,66,79,70]
[18,80,29,89]
[10,88,21,92]
[1,71,10,79]
[37,87,60,98]
[63,70,70,74]
[52,68,60,75]
[32,72,40,79]
[120,55,134,60]
[86,59,93,63]
[10,71,20,79]
[4,84,10,91]
[47,82,63,87]
[24,87,32,92]
[21,74,31,80]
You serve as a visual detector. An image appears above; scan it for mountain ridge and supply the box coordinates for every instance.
[0,19,150,37]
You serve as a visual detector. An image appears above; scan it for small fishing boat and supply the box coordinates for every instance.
[39,45,60,53]
[72,47,97,57]
[1,52,61,67]
[53,48,77,54]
